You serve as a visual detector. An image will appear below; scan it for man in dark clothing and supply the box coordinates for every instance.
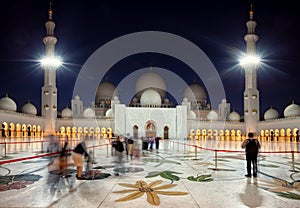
[242,132,261,178]
[72,138,90,179]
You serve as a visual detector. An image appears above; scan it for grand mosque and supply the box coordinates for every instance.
[0,4,299,142]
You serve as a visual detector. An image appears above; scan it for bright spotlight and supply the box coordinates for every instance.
[40,57,62,69]
[239,55,260,67]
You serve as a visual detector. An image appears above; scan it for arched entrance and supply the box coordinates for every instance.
[145,121,156,138]
[163,126,169,139]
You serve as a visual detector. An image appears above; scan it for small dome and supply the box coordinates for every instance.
[183,97,189,102]
[140,89,161,106]
[83,107,95,118]
[264,107,279,120]
[207,110,218,121]
[61,107,72,118]
[132,97,138,103]
[136,71,166,98]
[105,108,113,117]
[0,95,17,112]
[228,111,240,121]
[183,83,207,102]
[74,95,80,100]
[164,98,169,104]
[188,110,196,119]
[96,81,118,104]
[22,101,37,115]
[284,102,300,118]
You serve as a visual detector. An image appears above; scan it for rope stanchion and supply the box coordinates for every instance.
[41,140,44,153]
[192,145,198,160]
[213,149,218,171]
[106,143,109,157]
[290,151,297,172]
[4,141,7,157]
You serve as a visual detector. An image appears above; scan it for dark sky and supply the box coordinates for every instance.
[0,0,299,119]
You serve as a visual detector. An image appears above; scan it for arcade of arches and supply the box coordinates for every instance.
[189,128,300,142]
[1,121,299,142]
[1,122,42,138]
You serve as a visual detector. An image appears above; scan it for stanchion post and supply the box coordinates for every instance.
[41,140,44,153]
[106,143,109,157]
[291,151,295,172]
[194,145,197,160]
[183,142,186,154]
[177,140,179,152]
[4,142,6,157]
[214,149,218,170]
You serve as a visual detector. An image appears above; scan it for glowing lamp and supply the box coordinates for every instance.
[239,55,260,67]
[40,57,62,69]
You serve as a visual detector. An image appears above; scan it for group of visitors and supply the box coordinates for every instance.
[54,131,261,180]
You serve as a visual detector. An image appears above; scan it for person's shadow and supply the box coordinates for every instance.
[239,179,264,207]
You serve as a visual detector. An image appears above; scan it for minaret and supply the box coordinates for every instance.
[242,5,260,134]
[41,2,59,136]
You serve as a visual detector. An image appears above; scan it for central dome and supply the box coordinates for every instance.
[140,89,161,107]
[136,71,166,98]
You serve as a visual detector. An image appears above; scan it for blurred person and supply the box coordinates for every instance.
[114,136,125,176]
[59,135,70,175]
[133,136,141,159]
[72,137,91,179]
[47,134,60,154]
[155,137,161,151]
[127,135,134,159]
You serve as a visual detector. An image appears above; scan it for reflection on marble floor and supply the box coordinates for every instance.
[0,139,299,207]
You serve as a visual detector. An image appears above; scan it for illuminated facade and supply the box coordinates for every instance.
[0,5,299,141]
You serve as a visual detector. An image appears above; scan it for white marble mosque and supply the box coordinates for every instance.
[0,4,299,142]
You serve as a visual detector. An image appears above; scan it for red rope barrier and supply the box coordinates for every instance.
[171,140,300,154]
[0,143,108,165]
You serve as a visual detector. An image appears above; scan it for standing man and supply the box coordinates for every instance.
[241,132,261,178]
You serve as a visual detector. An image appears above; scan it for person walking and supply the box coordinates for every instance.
[72,137,91,179]
[114,136,125,176]
[127,136,134,159]
[241,132,261,178]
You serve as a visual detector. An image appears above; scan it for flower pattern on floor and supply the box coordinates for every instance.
[113,179,188,206]
[0,174,42,192]
[257,177,300,200]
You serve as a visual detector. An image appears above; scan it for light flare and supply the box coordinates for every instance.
[40,57,62,69]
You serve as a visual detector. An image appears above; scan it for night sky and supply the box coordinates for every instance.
[0,0,299,119]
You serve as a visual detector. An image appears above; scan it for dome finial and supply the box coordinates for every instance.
[249,4,254,20]
[48,1,53,20]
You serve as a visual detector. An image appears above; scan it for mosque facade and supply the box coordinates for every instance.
[0,5,299,141]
